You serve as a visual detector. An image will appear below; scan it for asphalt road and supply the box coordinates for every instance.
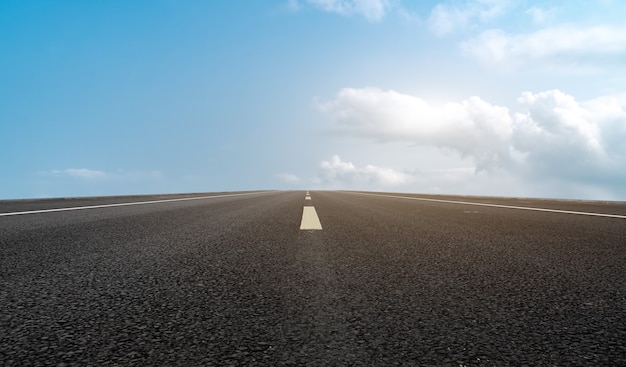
[1,190,625,366]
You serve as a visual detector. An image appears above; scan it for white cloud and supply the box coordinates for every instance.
[276,173,301,183]
[462,26,626,71]
[318,87,626,197]
[304,0,391,21]
[525,6,553,24]
[50,168,107,180]
[44,168,166,182]
[514,90,603,157]
[428,0,511,36]
[319,87,514,170]
[428,4,470,35]
[319,155,411,186]
[313,156,530,197]
[512,89,626,182]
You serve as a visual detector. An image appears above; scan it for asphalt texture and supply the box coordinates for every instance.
[1,190,625,366]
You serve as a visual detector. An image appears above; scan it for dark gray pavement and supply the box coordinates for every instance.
[1,190,625,366]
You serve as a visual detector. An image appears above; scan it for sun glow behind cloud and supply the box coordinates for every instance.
[313,87,626,198]
[277,0,626,200]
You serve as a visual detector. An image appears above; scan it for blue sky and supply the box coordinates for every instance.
[2,0,626,200]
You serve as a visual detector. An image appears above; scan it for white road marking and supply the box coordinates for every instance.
[305,196,311,200]
[300,206,322,230]
[0,192,270,217]
[347,192,626,219]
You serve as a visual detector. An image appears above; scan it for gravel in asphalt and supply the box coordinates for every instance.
[1,191,625,366]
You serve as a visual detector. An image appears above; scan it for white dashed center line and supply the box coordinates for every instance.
[300,206,323,230]
[300,191,322,230]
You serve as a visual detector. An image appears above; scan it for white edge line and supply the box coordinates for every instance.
[0,192,271,217]
[346,192,626,219]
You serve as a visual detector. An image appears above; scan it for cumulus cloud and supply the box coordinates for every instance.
[513,90,626,182]
[462,26,626,71]
[319,155,412,186]
[50,168,107,180]
[319,87,513,170]
[428,0,511,36]
[318,87,626,193]
[314,156,527,197]
[301,0,391,21]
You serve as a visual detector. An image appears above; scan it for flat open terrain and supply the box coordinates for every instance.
[1,190,625,366]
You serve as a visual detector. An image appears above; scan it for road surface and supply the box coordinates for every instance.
[1,190,625,366]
